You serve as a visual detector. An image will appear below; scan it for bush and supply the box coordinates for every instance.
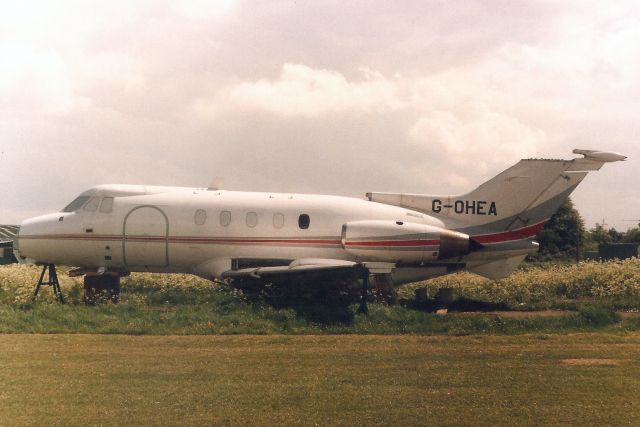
[400,258,640,310]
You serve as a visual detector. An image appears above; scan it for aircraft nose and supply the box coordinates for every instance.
[17,212,65,263]
[16,217,38,261]
[18,216,39,239]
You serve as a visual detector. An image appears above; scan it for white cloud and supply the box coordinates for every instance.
[408,104,544,190]
[171,0,237,20]
[0,45,90,115]
[0,1,148,116]
[221,64,404,116]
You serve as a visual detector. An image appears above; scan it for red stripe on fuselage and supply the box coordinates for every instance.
[19,234,342,246]
[471,221,547,244]
[19,220,547,249]
[344,239,439,247]
[169,237,341,245]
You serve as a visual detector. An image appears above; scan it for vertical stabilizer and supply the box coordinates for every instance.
[367,150,625,236]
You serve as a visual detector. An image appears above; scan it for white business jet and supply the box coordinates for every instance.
[13,149,625,307]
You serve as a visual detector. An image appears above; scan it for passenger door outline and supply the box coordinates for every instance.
[122,205,169,268]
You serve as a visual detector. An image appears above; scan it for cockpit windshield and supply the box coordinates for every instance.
[61,196,91,212]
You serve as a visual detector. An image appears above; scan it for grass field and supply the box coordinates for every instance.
[1,263,640,425]
[1,333,640,426]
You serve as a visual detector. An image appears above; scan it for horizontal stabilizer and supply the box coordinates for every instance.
[572,149,627,163]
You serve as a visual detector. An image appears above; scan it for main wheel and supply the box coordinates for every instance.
[83,275,121,305]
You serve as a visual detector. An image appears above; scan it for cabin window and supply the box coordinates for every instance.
[273,213,285,229]
[220,211,231,227]
[99,197,114,213]
[246,212,258,228]
[298,214,310,229]
[62,196,90,212]
[83,197,100,212]
[195,209,207,225]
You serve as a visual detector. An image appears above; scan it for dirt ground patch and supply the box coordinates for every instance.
[454,310,640,318]
[619,311,640,319]
[454,310,571,318]
[560,358,624,366]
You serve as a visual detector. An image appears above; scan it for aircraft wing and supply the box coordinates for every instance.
[0,225,19,243]
[221,258,360,279]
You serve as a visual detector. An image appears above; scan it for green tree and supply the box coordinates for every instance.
[583,225,627,252]
[535,198,585,261]
[583,224,612,251]
[622,228,640,244]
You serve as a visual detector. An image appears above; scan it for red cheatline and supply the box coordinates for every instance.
[471,221,547,244]
[19,220,548,247]
[344,239,439,247]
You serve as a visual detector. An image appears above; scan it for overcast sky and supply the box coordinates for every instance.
[1,0,638,229]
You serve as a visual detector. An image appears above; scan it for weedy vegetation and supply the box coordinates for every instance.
[1,259,640,335]
[401,258,640,311]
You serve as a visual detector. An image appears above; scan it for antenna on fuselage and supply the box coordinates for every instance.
[207,176,224,191]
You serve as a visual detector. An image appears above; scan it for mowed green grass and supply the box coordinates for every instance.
[1,333,640,426]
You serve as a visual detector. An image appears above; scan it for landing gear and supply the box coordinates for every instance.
[357,269,369,315]
[84,275,120,305]
[371,274,397,305]
[33,264,64,303]
[434,287,454,311]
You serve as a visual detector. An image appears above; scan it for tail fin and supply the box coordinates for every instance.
[367,149,625,237]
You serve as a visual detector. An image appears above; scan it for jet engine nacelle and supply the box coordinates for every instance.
[341,220,471,263]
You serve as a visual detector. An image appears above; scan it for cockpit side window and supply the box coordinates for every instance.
[62,196,91,212]
[83,197,101,212]
[99,197,114,213]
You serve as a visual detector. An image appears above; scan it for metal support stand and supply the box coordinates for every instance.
[33,264,64,303]
[357,269,369,315]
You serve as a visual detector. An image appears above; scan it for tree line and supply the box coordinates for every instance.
[535,198,640,261]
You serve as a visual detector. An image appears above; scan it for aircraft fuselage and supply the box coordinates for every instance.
[18,186,465,281]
